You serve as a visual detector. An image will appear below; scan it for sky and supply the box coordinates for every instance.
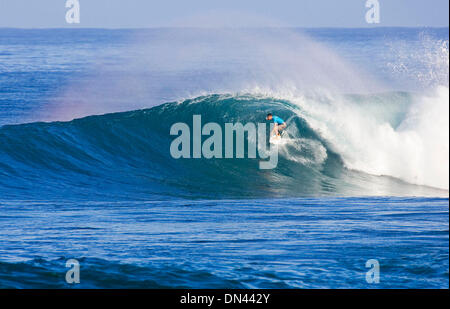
[0,0,448,28]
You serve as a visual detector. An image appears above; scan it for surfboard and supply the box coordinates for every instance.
[269,134,282,144]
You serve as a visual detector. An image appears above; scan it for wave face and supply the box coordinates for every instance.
[0,92,447,200]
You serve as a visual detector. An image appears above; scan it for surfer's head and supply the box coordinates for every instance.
[266,113,273,121]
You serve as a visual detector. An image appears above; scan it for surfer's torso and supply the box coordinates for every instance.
[272,116,284,124]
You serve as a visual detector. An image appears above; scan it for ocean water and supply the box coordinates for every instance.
[0,28,448,288]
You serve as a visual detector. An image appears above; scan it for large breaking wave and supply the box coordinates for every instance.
[1,28,448,200]
[0,90,448,200]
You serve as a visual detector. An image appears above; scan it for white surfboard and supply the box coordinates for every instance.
[269,134,282,144]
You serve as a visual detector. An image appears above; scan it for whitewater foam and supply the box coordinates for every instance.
[264,86,449,190]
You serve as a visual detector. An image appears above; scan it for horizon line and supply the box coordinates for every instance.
[0,26,448,30]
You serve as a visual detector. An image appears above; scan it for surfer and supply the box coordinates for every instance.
[266,113,286,137]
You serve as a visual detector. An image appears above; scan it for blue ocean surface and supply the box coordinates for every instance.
[0,198,448,288]
[0,28,448,288]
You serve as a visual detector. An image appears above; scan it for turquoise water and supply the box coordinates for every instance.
[0,28,448,288]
